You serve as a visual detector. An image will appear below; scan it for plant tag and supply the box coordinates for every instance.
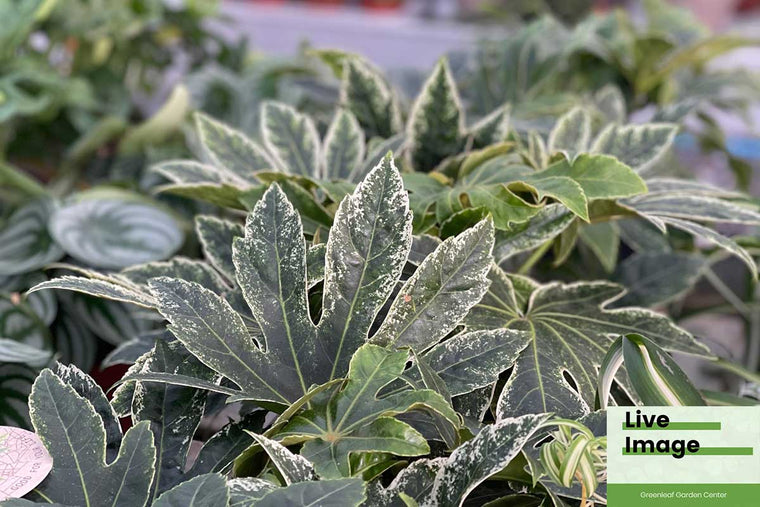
[0,426,53,500]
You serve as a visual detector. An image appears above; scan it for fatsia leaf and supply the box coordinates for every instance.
[464,266,711,419]
[408,59,465,172]
[493,205,574,264]
[278,344,458,478]
[372,217,494,351]
[591,123,678,174]
[49,198,183,270]
[254,478,366,507]
[469,105,511,149]
[341,58,401,140]
[195,112,273,182]
[324,109,365,180]
[547,107,591,158]
[227,477,276,506]
[152,473,228,507]
[613,252,706,307]
[368,413,549,507]
[28,369,156,507]
[317,154,412,378]
[128,340,215,498]
[0,199,63,276]
[418,329,531,397]
[195,215,243,283]
[248,433,316,485]
[578,222,620,273]
[350,134,405,183]
[536,154,647,201]
[261,102,321,177]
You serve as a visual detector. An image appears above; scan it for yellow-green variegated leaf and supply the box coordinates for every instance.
[0,200,64,276]
[465,266,711,419]
[278,344,458,479]
[28,369,156,506]
[408,59,465,172]
[261,102,321,178]
[49,198,183,270]
[536,154,647,201]
[340,58,401,140]
[591,123,678,174]
[324,109,365,180]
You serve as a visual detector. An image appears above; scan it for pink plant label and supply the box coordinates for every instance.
[0,426,53,500]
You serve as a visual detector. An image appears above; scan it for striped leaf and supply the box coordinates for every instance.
[465,267,711,419]
[0,199,63,276]
[324,109,365,180]
[408,59,465,172]
[0,363,36,428]
[49,197,183,270]
[261,102,321,177]
[597,334,706,408]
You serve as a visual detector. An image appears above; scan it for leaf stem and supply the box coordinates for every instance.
[517,239,552,275]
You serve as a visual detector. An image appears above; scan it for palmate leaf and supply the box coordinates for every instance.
[408,59,465,172]
[613,252,706,307]
[49,197,183,270]
[367,413,549,507]
[27,368,156,507]
[152,473,228,507]
[144,156,494,406]
[0,199,63,276]
[464,266,711,419]
[278,344,459,479]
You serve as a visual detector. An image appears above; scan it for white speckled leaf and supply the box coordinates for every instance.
[548,107,591,158]
[424,413,550,507]
[254,478,366,507]
[248,433,315,485]
[153,473,229,507]
[195,215,244,283]
[469,105,511,149]
[408,59,465,172]
[591,123,678,174]
[493,205,574,264]
[420,329,531,397]
[28,369,156,507]
[372,217,494,351]
[465,266,712,419]
[341,59,401,140]
[195,112,274,182]
[261,102,321,177]
[0,199,63,276]
[324,109,365,180]
[318,155,412,378]
[49,199,183,270]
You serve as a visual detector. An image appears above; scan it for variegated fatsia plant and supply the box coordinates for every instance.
[4,39,760,507]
